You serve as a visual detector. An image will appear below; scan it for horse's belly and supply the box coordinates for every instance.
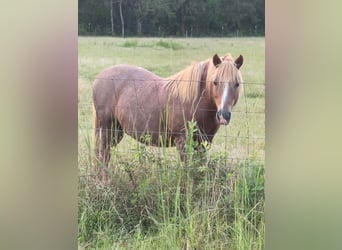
[118,108,174,146]
[126,126,175,147]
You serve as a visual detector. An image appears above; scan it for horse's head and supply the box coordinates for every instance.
[207,54,243,125]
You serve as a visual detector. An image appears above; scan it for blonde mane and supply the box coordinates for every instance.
[164,54,243,103]
[164,61,208,103]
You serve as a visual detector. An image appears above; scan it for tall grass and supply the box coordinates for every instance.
[78,123,264,249]
[78,37,265,249]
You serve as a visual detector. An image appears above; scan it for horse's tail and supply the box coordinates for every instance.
[92,102,102,165]
[92,103,98,146]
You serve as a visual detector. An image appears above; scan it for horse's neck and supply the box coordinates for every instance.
[198,90,216,110]
[194,97,219,138]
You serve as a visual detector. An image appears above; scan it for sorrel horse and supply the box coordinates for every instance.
[93,53,243,181]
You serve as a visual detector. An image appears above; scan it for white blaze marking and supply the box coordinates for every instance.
[220,85,229,110]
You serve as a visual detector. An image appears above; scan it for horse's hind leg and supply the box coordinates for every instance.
[94,108,113,184]
[112,118,123,146]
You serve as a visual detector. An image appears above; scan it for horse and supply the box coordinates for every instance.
[92,53,243,182]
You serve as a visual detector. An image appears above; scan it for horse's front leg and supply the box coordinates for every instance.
[175,136,205,163]
[194,140,210,164]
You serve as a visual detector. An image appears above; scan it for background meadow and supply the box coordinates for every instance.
[78,37,265,249]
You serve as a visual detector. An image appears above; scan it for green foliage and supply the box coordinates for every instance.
[78,0,265,37]
[122,39,139,48]
[156,39,183,50]
[121,39,183,50]
[78,137,264,249]
[78,120,264,249]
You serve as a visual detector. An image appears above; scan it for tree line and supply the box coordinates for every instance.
[78,0,264,37]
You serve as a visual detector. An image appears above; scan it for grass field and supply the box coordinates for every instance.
[78,37,265,249]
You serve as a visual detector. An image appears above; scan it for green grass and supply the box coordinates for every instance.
[122,39,139,48]
[78,37,265,249]
[156,39,184,50]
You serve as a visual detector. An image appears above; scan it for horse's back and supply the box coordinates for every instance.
[93,64,161,105]
[94,64,160,84]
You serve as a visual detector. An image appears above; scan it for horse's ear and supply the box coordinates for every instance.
[235,55,243,69]
[213,54,222,67]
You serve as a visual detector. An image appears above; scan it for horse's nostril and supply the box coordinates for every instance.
[216,110,231,125]
[222,111,231,121]
[217,110,231,124]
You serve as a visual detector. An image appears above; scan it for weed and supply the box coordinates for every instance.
[122,40,138,48]
[156,39,184,50]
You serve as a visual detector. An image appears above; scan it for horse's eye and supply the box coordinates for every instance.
[234,83,240,88]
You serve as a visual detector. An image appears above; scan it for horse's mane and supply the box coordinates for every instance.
[164,60,208,103]
[163,54,243,103]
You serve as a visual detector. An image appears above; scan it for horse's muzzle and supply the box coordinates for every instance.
[216,110,231,125]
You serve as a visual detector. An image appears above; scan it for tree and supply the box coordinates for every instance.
[118,0,125,37]
[133,0,173,36]
[78,0,265,36]
[134,0,152,35]
[110,0,115,35]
